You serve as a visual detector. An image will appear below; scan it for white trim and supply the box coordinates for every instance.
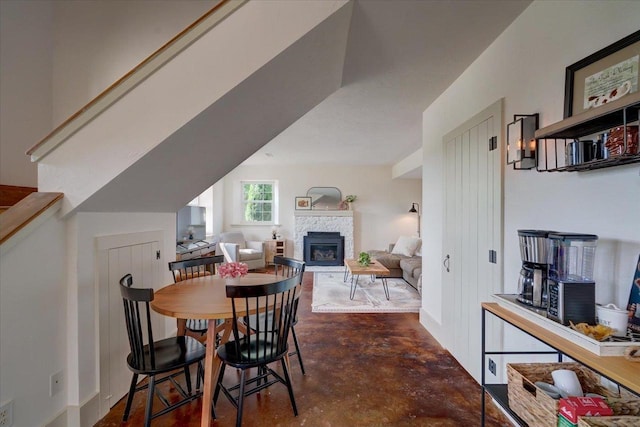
[294,210,353,217]
[0,198,63,256]
[238,180,279,224]
[29,0,247,162]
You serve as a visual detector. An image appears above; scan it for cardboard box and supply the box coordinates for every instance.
[559,397,613,423]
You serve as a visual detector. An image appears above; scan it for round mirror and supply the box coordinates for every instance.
[306,187,342,210]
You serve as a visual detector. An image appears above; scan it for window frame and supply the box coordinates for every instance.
[239,180,278,225]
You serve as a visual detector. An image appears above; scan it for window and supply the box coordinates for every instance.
[241,181,276,223]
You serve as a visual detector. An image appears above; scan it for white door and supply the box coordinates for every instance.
[97,231,164,416]
[442,100,503,382]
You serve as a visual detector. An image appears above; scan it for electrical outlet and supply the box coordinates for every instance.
[50,370,64,397]
[0,400,14,427]
[488,358,497,376]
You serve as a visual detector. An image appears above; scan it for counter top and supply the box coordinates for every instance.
[483,302,640,394]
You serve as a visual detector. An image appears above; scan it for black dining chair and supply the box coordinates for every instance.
[119,274,206,427]
[273,256,306,374]
[213,273,302,427]
[168,255,225,338]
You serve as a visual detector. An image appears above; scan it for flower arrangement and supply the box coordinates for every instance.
[344,195,357,203]
[218,262,249,279]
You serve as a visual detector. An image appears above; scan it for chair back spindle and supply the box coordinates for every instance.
[120,274,156,369]
[227,274,301,364]
[169,255,224,282]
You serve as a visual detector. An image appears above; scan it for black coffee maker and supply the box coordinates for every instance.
[517,230,553,308]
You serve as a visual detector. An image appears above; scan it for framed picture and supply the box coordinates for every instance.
[295,196,311,210]
[564,30,640,118]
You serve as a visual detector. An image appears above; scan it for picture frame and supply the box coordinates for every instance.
[564,30,640,118]
[295,196,312,210]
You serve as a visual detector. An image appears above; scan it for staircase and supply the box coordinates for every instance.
[0,185,37,213]
[28,0,352,216]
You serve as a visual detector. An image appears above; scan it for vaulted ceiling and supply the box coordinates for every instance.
[77,0,531,212]
[243,0,531,173]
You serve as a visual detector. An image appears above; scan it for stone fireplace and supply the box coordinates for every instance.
[294,211,354,269]
[304,232,344,266]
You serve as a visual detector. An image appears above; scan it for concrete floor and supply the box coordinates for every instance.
[95,272,511,426]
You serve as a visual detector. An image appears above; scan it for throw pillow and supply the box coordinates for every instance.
[391,236,421,257]
[414,240,422,257]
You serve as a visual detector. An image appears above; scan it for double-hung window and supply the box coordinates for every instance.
[241,181,277,224]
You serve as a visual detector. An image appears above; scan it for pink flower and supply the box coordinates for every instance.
[218,262,249,279]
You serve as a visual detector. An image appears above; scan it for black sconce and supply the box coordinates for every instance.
[506,113,539,170]
[408,202,420,237]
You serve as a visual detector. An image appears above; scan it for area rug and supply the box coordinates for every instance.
[311,271,421,313]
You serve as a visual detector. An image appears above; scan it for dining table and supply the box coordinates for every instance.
[150,272,281,427]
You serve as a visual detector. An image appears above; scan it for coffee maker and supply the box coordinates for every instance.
[517,230,553,308]
[546,233,598,325]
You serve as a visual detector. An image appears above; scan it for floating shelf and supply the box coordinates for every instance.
[535,93,640,172]
[536,92,639,140]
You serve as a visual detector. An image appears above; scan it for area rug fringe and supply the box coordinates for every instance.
[311,271,421,313]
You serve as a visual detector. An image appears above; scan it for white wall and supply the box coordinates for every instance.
[220,164,422,254]
[0,0,214,189]
[51,0,217,125]
[420,1,640,351]
[0,0,53,187]
[0,214,67,427]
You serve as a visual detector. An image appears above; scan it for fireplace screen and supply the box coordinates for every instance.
[304,232,344,266]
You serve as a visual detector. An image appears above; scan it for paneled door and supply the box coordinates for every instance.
[96,231,164,417]
[442,100,503,382]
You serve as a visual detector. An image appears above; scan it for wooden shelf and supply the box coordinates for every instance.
[535,93,640,172]
[535,92,640,140]
[482,302,640,394]
[484,384,528,426]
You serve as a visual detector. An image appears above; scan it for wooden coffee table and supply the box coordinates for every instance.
[343,259,390,300]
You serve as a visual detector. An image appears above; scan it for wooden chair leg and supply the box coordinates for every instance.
[280,358,298,415]
[183,366,192,394]
[236,369,247,427]
[144,375,156,427]
[123,373,138,421]
[290,326,305,374]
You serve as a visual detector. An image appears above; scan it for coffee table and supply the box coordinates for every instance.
[343,259,390,300]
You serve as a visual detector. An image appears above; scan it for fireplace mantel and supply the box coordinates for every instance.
[294,210,353,217]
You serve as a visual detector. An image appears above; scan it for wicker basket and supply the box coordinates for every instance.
[506,363,636,427]
[578,416,640,427]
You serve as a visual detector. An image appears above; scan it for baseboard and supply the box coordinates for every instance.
[43,392,101,427]
[419,308,447,350]
[80,392,101,427]
[44,408,67,427]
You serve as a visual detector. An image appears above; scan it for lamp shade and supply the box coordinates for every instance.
[409,203,418,213]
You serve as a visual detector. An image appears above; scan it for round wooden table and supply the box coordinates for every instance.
[151,273,281,427]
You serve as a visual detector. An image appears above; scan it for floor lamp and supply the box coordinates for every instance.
[409,203,420,237]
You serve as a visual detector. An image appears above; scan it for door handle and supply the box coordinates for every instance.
[443,254,450,272]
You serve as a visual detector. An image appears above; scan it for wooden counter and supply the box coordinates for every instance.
[482,302,640,394]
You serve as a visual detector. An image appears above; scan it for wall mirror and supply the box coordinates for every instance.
[306,187,342,210]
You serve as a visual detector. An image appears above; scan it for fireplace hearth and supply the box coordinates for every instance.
[304,232,344,266]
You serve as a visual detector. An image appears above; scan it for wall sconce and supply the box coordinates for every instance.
[506,113,539,170]
[408,202,420,238]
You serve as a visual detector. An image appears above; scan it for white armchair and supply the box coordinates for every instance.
[217,232,266,270]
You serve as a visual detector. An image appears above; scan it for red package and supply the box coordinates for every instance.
[558,397,613,423]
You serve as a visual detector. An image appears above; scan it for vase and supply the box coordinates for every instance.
[224,277,241,285]
[348,202,352,210]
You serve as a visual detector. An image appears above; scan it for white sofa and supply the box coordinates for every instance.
[217,231,266,270]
